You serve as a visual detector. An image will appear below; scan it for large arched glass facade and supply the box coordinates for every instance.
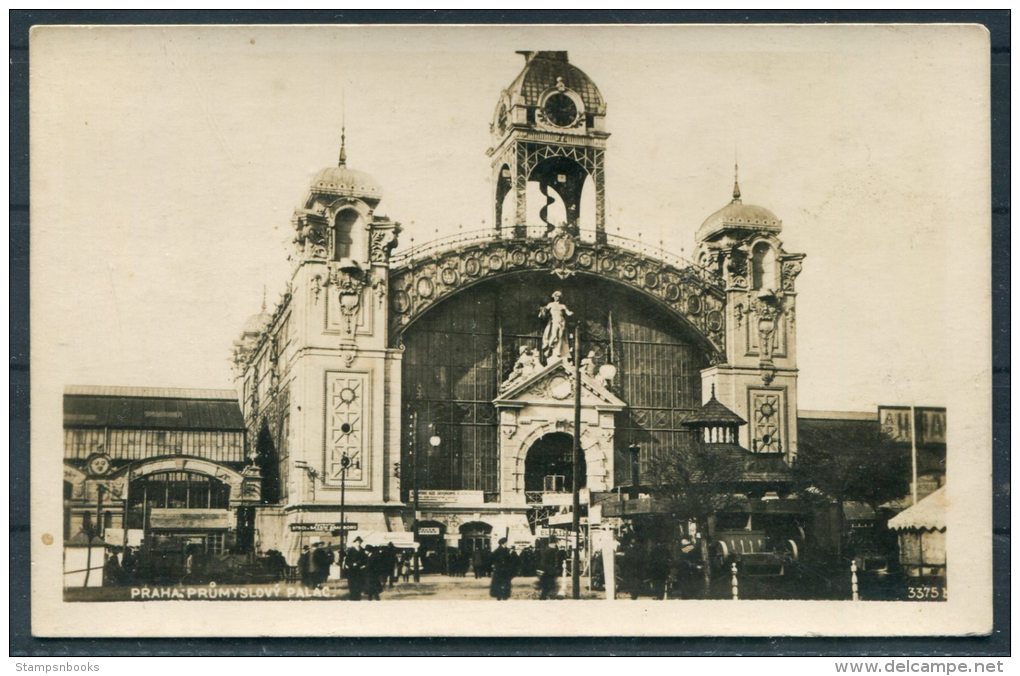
[400,272,711,498]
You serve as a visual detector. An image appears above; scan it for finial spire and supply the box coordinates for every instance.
[338,126,347,167]
[261,285,267,312]
[732,162,741,202]
[711,383,717,400]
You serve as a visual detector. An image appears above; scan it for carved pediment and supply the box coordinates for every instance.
[494,360,626,411]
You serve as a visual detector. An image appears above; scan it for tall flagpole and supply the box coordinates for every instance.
[910,405,918,505]
[571,323,582,600]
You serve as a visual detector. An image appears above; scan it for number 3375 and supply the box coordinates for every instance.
[907,586,947,600]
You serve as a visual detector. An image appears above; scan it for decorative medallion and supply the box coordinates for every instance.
[707,310,723,332]
[440,267,459,286]
[464,257,482,277]
[338,343,358,368]
[416,277,435,299]
[577,252,594,269]
[664,283,681,302]
[548,374,573,400]
[392,290,411,313]
[687,295,703,315]
[622,264,637,280]
[488,254,505,271]
[644,271,660,289]
[551,233,576,261]
[600,257,616,272]
[534,251,549,265]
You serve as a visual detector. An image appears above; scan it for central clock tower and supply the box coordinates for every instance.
[487,51,610,241]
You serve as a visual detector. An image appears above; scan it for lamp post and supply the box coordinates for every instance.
[571,325,582,600]
[409,409,420,582]
[338,453,350,565]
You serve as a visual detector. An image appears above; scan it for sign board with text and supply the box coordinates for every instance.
[289,522,358,533]
[149,509,231,530]
[879,406,947,447]
[410,490,484,506]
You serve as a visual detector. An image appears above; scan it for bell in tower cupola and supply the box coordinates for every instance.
[487,51,609,241]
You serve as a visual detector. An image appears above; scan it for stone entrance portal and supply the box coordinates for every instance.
[524,432,585,493]
[494,358,625,505]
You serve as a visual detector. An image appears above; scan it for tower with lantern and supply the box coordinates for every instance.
[487,51,609,240]
[236,131,404,553]
[695,168,806,464]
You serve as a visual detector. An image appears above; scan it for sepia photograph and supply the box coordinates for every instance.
[28,23,992,637]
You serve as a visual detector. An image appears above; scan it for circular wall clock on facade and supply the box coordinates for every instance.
[86,453,112,477]
[543,93,578,127]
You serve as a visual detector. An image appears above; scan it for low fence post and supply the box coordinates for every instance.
[731,562,739,600]
[851,559,860,601]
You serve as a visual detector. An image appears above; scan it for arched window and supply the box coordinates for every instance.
[751,242,776,291]
[128,471,232,511]
[333,210,359,261]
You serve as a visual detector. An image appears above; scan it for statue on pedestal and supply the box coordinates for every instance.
[539,291,573,364]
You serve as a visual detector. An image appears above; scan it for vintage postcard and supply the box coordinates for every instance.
[29,23,992,637]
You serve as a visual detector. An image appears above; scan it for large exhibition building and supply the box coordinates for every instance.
[62,51,945,583]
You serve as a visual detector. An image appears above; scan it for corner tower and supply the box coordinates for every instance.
[238,130,404,560]
[487,51,609,241]
[695,168,805,464]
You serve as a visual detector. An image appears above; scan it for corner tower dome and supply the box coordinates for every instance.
[305,130,383,208]
[697,167,782,243]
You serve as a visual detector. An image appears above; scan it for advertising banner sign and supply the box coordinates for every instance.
[149,509,231,530]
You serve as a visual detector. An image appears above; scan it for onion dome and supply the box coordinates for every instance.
[241,310,271,336]
[697,165,782,242]
[240,289,271,337]
[306,129,383,206]
[505,51,606,115]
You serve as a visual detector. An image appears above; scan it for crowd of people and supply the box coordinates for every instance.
[341,538,413,600]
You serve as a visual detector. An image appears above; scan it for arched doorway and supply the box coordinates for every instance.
[525,432,585,494]
[459,521,494,578]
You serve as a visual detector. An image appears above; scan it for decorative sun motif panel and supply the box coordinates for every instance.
[324,372,367,485]
[750,389,784,454]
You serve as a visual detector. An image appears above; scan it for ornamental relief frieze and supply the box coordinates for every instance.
[388,236,727,358]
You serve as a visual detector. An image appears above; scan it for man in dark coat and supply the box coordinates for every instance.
[365,546,387,600]
[383,542,399,588]
[343,537,368,601]
[472,546,486,579]
[536,541,560,600]
[298,545,312,588]
[312,542,334,589]
[120,547,138,586]
[489,538,515,600]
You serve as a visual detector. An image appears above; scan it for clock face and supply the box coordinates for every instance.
[543,93,578,127]
[87,453,111,477]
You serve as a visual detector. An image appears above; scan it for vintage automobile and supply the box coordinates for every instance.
[713,529,800,577]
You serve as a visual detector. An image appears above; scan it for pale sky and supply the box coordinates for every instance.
[30,24,990,412]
